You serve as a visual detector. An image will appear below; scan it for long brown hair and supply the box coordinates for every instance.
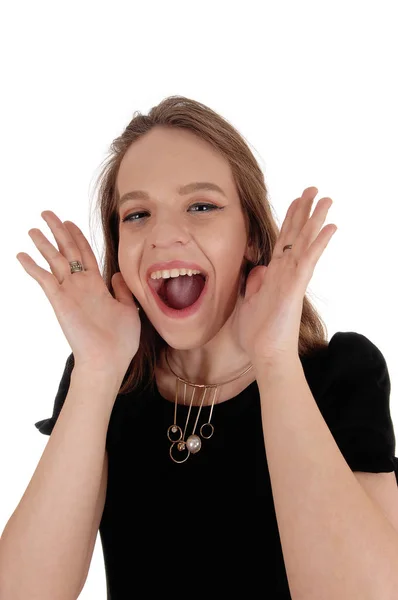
[89,95,329,396]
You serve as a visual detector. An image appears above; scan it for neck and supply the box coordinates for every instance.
[163,346,254,386]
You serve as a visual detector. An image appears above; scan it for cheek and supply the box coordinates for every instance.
[213,254,247,296]
[117,245,141,294]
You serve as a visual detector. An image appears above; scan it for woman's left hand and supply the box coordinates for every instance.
[234,186,337,368]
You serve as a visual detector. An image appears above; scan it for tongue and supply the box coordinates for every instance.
[162,274,205,310]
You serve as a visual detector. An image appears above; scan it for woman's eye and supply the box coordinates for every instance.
[122,211,149,223]
[189,203,218,213]
[122,203,219,223]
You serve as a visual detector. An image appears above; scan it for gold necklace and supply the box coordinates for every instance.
[165,348,254,463]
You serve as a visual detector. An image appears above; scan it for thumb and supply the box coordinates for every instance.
[244,265,267,303]
[112,272,139,309]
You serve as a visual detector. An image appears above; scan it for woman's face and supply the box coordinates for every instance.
[116,126,254,350]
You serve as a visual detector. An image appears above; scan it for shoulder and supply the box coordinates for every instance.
[301,330,392,429]
[325,331,390,394]
[311,330,392,433]
[303,331,389,389]
[317,331,397,478]
[327,330,387,366]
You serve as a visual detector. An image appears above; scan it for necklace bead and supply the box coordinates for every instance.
[186,434,202,453]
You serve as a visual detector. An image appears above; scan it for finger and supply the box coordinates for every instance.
[28,224,79,284]
[16,251,61,296]
[63,220,101,275]
[40,211,83,281]
[293,197,333,257]
[300,224,337,277]
[285,188,319,244]
[274,188,318,257]
[273,198,300,254]
[292,187,319,234]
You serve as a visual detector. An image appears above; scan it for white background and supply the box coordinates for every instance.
[1,1,397,597]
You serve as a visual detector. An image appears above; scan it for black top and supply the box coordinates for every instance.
[35,331,398,599]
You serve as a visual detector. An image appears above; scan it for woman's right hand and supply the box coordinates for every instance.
[17,210,141,377]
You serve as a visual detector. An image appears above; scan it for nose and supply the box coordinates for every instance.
[147,213,191,249]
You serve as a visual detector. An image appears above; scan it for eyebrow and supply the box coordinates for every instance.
[118,181,226,208]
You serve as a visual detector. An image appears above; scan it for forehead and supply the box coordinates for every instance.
[116,126,238,200]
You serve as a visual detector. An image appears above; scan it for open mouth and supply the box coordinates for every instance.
[147,273,208,314]
[157,273,207,310]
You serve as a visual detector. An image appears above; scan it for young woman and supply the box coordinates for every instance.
[2,96,398,599]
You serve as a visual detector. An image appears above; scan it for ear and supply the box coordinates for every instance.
[244,239,257,264]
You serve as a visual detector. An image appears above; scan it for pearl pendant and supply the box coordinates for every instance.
[186,434,202,454]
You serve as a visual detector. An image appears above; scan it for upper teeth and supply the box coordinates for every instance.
[150,268,203,280]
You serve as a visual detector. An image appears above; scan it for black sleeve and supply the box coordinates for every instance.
[322,331,398,485]
[34,354,128,453]
[34,352,75,435]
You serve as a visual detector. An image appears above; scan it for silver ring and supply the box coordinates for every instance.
[282,244,293,253]
[69,260,84,274]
